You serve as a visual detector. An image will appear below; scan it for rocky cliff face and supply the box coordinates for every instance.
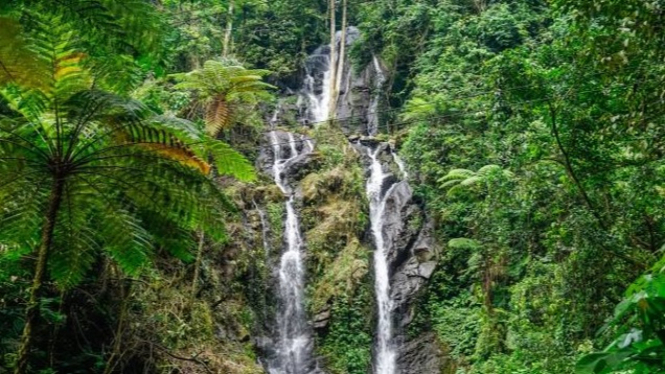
[240,32,444,374]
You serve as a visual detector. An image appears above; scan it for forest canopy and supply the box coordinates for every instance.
[1,0,665,374]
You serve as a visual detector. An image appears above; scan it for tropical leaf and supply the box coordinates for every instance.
[171,59,275,135]
[201,137,255,182]
[0,17,49,90]
[448,238,482,251]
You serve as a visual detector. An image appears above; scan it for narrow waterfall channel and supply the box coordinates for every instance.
[268,131,315,374]
[367,148,398,374]
[302,44,332,124]
[265,30,334,374]
[365,51,401,374]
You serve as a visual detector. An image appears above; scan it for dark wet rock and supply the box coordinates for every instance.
[397,332,447,374]
[354,140,441,373]
[258,130,316,193]
[312,306,331,330]
[359,135,380,146]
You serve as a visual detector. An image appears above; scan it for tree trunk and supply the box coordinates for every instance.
[327,0,337,121]
[334,0,347,104]
[222,0,235,58]
[15,176,65,374]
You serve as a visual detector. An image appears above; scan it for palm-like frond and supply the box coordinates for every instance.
[0,27,249,288]
[171,59,275,135]
[198,137,255,181]
[0,17,49,90]
[439,165,513,197]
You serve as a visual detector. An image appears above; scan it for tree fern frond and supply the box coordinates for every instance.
[205,95,233,135]
[477,164,503,176]
[438,168,475,183]
[0,17,49,90]
[98,207,153,276]
[171,59,274,135]
[460,176,482,186]
[200,137,255,181]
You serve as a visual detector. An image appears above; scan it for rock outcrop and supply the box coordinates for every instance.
[252,26,442,374]
[352,139,441,373]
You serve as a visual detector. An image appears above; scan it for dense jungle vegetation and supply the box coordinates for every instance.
[1,0,665,373]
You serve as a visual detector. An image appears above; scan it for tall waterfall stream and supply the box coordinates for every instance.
[268,131,315,374]
[367,148,399,374]
[266,26,414,374]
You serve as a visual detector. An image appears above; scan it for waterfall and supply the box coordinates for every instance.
[265,24,413,374]
[301,27,360,126]
[367,55,386,136]
[366,147,399,374]
[268,131,315,374]
[364,43,399,374]
[303,48,332,124]
[392,152,408,180]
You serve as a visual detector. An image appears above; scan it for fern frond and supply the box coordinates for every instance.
[200,137,255,181]
[171,59,274,135]
[448,238,482,251]
[0,17,49,90]
[205,95,233,135]
[477,164,503,176]
[437,168,475,183]
[460,176,482,186]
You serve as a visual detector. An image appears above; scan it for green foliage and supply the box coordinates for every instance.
[355,0,665,372]
[5,0,665,373]
[577,270,665,373]
[319,288,374,374]
[0,6,256,372]
[171,59,275,136]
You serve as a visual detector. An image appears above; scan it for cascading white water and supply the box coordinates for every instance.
[367,55,386,136]
[392,152,408,180]
[367,147,398,374]
[302,27,360,126]
[269,131,314,374]
[303,51,332,124]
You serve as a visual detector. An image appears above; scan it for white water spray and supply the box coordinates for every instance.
[392,152,408,180]
[303,51,332,124]
[367,55,386,136]
[269,131,314,374]
[367,147,399,374]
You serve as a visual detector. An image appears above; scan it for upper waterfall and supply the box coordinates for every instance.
[300,26,361,126]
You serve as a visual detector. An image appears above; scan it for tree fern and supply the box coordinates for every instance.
[171,59,275,136]
[439,165,513,197]
[0,17,252,373]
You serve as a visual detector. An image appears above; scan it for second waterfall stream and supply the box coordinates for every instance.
[367,146,398,374]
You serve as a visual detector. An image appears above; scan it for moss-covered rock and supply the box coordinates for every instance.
[310,237,369,312]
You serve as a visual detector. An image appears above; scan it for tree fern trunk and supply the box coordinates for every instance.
[15,176,65,374]
[103,277,130,374]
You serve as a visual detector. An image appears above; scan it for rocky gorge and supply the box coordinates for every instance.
[232,28,446,374]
